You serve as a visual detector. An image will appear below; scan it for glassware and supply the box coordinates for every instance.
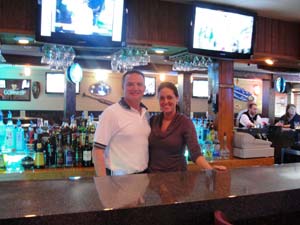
[41,44,76,71]
[110,47,151,72]
[171,53,212,72]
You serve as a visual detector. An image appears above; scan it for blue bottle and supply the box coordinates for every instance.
[5,111,15,151]
[0,111,6,151]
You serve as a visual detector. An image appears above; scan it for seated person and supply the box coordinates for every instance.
[276,104,300,129]
[239,103,261,128]
[235,99,255,127]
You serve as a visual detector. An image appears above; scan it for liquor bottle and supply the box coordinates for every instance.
[56,134,64,168]
[70,115,78,142]
[61,120,70,147]
[34,142,45,169]
[83,135,92,167]
[48,135,57,167]
[74,135,82,167]
[86,114,96,145]
[15,119,25,152]
[28,121,35,144]
[78,113,86,147]
[220,133,230,160]
[212,131,221,160]
[0,111,6,151]
[0,150,5,171]
[5,111,15,152]
[64,135,73,167]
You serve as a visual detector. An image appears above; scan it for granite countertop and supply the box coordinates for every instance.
[2,163,300,224]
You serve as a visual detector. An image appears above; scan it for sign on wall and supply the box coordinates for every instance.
[0,79,31,101]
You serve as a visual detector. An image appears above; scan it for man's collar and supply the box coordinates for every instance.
[119,97,148,110]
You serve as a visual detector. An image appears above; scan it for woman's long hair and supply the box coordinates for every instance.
[285,103,296,119]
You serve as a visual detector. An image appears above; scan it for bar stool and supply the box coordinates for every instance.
[214,210,232,225]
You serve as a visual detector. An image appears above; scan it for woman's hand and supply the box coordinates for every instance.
[212,165,227,171]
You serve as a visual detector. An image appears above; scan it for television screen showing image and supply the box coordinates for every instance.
[144,77,156,96]
[36,0,127,47]
[190,3,256,59]
[0,79,31,101]
[46,72,79,94]
[192,80,208,98]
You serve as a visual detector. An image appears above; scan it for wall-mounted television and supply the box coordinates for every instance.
[192,80,208,98]
[189,2,256,59]
[46,72,79,94]
[144,77,156,96]
[0,79,31,101]
[36,0,127,47]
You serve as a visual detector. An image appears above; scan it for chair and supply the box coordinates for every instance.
[214,210,232,225]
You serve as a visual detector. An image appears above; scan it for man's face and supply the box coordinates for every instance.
[249,105,258,116]
[123,73,145,103]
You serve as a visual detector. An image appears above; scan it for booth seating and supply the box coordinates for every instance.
[233,131,274,158]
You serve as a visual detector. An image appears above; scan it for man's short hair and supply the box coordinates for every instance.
[122,70,145,87]
[248,103,257,109]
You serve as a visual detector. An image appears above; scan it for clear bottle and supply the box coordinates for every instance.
[15,119,25,152]
[64,135,73,167]
[56,134,64,168]
[212,131,221,160]
[5,111,15,152]
[220,132,230,160]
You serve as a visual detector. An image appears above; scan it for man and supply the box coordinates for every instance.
[235,99,254,127]
[92,70,150,176]
[239,103,262,128]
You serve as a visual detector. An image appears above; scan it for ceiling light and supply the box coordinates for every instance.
[95,69,108,81]
[265,59,274,65]
[23,66,31,76]
[159,73,166,81]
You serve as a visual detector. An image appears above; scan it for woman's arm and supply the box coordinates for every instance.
[195,156,226,171]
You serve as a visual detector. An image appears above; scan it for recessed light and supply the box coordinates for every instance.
[265,59,274,65]
[152,48,168,54]
[14,36,33,45]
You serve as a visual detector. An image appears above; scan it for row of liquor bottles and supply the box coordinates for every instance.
[0,112,97,170]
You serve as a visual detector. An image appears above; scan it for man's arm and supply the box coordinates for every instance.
[240,114,254,127]
[92,146,106,176]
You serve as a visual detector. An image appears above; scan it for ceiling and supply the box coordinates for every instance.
[0,0,300,74]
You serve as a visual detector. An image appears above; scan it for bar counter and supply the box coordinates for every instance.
[1,162,300,225]
[0,157,274,181]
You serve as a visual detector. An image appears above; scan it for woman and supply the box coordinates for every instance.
[276,104,300,129]
[148,82,226,173]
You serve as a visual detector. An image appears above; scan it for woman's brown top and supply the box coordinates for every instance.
[148,113,202,173]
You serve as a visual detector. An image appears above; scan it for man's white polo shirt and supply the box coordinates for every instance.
[94,98,151,174]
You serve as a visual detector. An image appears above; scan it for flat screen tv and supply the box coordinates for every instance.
[0,79,31,101]
[189,2,256,59]
[46,72,79,94]
[192,80,208,98]
[144,77,156,96]
[36,0,127,47]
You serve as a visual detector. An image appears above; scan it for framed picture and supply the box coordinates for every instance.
[144,77,156,96]
[192,80,208,98]
[0,79,31,101]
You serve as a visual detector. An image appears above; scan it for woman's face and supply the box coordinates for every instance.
[288,106,296,116]
[158,87,178,114]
